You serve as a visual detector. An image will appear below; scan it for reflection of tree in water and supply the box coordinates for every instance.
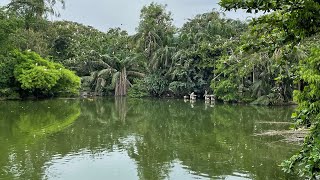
[50,97,137,158]
[128,136,172,180]
[115,97,130,122]
[0,99,300,179]
[77,98,299,179]
[80,97,129,125]
[124,100,299,180]
[172,104,297,179]
[126,99,175,180]
[0,99,80,179]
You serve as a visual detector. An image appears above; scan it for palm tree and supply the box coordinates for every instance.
[134,3,175,63]
[112,57,145,96]
[150,45,176,72]
[83,55,145,96]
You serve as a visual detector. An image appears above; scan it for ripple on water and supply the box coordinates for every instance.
[43,148,139,180]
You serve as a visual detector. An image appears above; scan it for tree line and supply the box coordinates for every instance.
[1,0,320,178]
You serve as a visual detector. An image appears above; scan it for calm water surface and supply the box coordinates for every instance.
[0,98,300,180]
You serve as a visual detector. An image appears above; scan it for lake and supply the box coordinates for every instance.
[0,98,300,179]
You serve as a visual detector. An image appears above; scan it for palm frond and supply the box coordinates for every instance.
[122,57,134,67]
[97,68,113,78]
[81,76,94,84]
[127,71,145,78]
[89,59,112,69]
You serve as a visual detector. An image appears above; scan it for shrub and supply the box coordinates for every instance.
[1,50,81,98]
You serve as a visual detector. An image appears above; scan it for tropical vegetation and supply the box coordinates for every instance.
[1,0,320,178]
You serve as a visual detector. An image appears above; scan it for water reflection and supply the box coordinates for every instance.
[0,99,80,179]
[0,98,299,179]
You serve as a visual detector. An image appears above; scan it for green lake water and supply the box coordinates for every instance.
[0,98,300,180]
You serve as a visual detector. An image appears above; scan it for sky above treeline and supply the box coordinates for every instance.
[0,0,260,34]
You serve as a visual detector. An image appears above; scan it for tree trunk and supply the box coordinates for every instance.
[115,67,127,96]
[252,66,255,84]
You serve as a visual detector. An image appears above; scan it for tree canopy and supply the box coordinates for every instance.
[220,0,320,178]
[1,0,320,177]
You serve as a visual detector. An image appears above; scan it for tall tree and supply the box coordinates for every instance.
[7,0,65,28]
[220,0,320,40]
[220,0,320,177]
[174,12,246,96]
[134,3,175,66]
[132,3,176,96]
[82,28,145,96]
[0,7,23,53]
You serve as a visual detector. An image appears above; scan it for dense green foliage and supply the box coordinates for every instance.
[14,50,80,96]
[132,5,247,97]
[220,0,320,39]
[220,0,320,178]
[282,44,320,178]
[0,50,80,98]
[173,12,246,97]
[8,0,65,29]
[1,0,320,177]
[0,1,247,98]
[0,4,81,99]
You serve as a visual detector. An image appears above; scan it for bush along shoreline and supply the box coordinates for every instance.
[0,50,80,100]
[1,0,320,177]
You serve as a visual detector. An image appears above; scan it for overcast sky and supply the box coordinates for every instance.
[0,0,259,34]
